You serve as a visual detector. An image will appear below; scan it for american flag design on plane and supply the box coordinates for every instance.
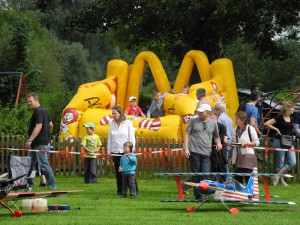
[221,167,259,201]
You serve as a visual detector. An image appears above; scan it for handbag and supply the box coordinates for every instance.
[280,135,293,149]
[236,151,257,170]
[235,125,263,163]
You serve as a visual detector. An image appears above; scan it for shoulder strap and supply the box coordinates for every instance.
[235,128,241,154]
[247,125,252,142]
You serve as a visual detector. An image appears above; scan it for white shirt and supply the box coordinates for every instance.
[232,125,260,164]
[107,119,136,154]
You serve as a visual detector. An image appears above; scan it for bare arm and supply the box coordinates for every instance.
[249,117,262,137]
[184,131,190,158]
[214,136,223,151]
[294,123,300,137]
[264,118,281,135]
[49,121,53,132]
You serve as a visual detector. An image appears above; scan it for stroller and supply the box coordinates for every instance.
[7,154,36,191]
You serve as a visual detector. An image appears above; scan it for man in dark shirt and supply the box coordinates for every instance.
[25,92,56,189]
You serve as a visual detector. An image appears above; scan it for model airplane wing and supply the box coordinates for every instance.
[158,199,296,205]
[154,172,292,178]
[4,190,83,201]
[220,199,296,205]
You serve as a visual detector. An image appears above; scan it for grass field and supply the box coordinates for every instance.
[1,175,300,224]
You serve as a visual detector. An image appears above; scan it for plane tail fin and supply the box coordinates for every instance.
[246,167,259,200]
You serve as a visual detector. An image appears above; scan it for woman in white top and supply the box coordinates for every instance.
[107,106,136,196]
[232,111,260,184]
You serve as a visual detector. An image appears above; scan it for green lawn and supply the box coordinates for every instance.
[1,175,300,224]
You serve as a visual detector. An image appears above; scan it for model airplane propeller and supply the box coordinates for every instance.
[184,181,225,192]
[0,173,83,217]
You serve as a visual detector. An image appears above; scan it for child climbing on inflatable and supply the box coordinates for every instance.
[147,90,168,118]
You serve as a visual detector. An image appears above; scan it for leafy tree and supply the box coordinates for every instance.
[225,38,300,91]
[67,0,300,60]
[261,39,300,92]
[26,31,66,93]
[224,38,266,89]
[0,11,31,105]
[61,42,102,92]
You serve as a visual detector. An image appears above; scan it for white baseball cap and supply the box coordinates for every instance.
[129,96,136,102]
[196,104,211,112]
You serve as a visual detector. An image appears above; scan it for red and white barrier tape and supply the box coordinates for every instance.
[0,147,182,156]
[254,146,300,153]
[0,147,59,153]
[230,143,300,152]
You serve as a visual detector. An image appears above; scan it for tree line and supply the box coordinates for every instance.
[0,0,299,137]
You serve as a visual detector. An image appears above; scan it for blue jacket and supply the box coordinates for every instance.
[119,154,137,175]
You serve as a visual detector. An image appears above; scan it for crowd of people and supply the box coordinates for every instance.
[24,85,300,200]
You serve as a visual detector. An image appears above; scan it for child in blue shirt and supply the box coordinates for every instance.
[119,141,137,198]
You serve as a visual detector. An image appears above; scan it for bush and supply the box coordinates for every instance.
[0,101,31,136]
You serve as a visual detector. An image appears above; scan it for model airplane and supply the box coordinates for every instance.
[155,167,296,213]
[0,174,83,217]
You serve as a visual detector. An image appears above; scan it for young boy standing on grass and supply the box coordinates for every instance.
[81,122,102,184]
[119,141,137,198]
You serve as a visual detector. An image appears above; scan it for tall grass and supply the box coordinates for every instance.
[1,175,300,224]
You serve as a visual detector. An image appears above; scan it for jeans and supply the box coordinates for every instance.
[122,174,137,197]
[274,139,296,171]
[84,158,97,183]
[227,138,232,158]
[189,152,211,198]
[40,143,50,178]
[30,145,56,188]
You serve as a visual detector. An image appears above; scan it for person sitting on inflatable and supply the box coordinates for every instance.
[125,96,146,118]
[147,90,168,118]
[176,84,190,99]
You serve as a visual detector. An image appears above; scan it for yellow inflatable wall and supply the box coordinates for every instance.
[60,50,238,143]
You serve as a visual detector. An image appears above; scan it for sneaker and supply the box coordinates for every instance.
[281,179,289,187]
[273,176,279,186]
[39,183,47,187]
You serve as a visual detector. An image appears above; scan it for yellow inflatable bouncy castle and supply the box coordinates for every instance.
[60,50,239,142]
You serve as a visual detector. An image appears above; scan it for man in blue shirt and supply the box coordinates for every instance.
[245,91,262,137]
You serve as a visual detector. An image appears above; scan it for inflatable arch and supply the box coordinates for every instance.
[60,50,238,143]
